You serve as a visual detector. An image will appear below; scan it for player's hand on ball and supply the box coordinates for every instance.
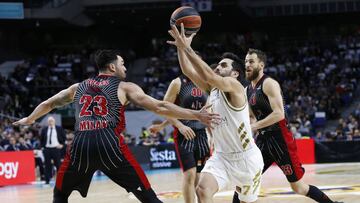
[12,117,35,126]
[179,125,196,140]
[167,23,196,50]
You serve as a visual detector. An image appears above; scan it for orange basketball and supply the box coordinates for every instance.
[170,6,201,36]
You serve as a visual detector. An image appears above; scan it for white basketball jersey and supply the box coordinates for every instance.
[208,88,256,153]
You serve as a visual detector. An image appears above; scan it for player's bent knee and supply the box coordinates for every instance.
[196,185,211,199]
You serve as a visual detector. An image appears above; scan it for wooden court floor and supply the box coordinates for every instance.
[1,163,359,203]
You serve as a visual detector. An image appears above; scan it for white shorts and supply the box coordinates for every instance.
[201,146,264,202]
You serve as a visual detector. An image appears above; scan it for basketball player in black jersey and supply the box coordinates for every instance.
[232,48,341,203]
[149,73,210,203]
[13,49,220,203]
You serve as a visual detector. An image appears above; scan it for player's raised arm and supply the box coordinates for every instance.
[177,47,211,93]
[168,24,241,93]
[120,82,218,128]
[13,83,79,125]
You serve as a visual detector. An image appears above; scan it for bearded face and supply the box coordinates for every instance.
[245,53,263,81]
[245,65,260,81]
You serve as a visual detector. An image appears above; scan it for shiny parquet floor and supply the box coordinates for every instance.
[1,163,359,203]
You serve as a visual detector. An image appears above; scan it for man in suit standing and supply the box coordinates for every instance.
[41,116,66,184]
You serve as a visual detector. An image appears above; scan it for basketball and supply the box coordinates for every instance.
[170,6,201,36]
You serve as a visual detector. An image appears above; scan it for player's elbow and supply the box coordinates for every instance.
[274,111,285,122]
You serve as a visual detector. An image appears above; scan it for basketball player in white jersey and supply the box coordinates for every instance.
[167,24,264,203]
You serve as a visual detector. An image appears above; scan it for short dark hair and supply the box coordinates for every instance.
[247,48,267,66]
[220,52,244,78]
[94,49,121,71]
[210,63,218,69]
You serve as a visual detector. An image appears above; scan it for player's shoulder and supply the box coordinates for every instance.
[225,76,245,90]
[263,77,281,93]
[263,76,279,86]
[68,83,80,93]
[171,77,181,85]
[166,77,181,91]
[70,83,80,88]
[119,81,138,90]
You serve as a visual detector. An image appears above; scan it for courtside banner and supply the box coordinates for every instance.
[149,144,179,169]
[296,139,315,164]
[0,151,35,186]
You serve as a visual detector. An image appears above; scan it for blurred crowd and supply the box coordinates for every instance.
[0,31,360,158]
[143,33,360,138]
[314,104,360,142]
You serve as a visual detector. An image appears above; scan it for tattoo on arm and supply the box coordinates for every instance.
[50,90,74,109]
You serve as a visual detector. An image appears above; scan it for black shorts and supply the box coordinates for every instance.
[55,132,151,197]
[256,120,305,182]
[173,128,210,173]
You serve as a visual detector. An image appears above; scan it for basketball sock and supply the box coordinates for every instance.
[306,185,333,203]
[233,185,334,203]
[232,191,240,203]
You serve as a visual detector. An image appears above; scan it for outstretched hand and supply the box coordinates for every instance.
[167,23,196,50]
[178,125,196,140]
[196,104,220,129]
[12,117,35,126]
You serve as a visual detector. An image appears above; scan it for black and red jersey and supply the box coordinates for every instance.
[246,75,288,132]
[74,75,125,134]
[176,75,208,130]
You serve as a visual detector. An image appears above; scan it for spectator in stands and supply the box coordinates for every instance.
[141,127,150,139]
[325,131,336,141]
[18,136,33,150]
[149,131,163,146]
[139,127,152,146]
[298,115,312,136]
[340,122,351,137]
[345,132,353,141]
[5,136,20,151]
[314,131,326,142]
[167,133,174,144]
[354,104,360,118]
[123,133,136,146]
[138,136,153,146]
[353,129,360,140]
[291,126,302,139]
